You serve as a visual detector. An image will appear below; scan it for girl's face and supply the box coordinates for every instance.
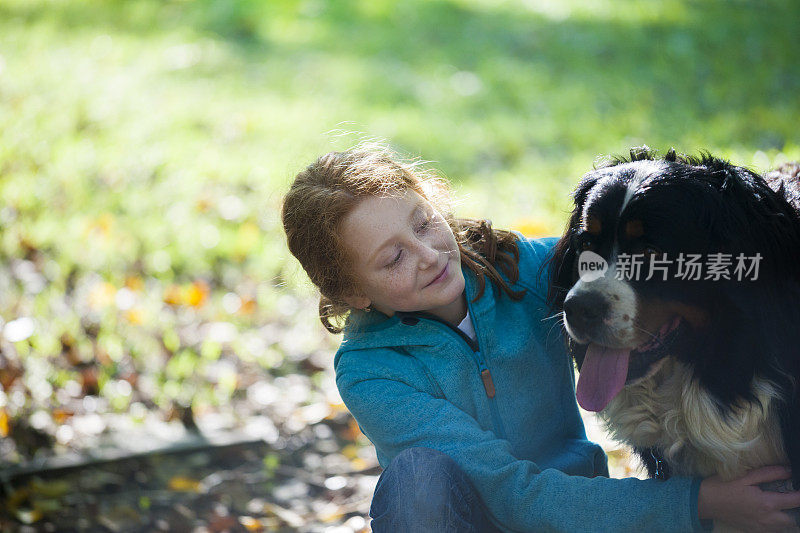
[340,189,466,324]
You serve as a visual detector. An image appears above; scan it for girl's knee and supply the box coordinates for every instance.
[371,447,475,524]
[385,447,465,491]
[369,446,494,532]
[393,446,457,473]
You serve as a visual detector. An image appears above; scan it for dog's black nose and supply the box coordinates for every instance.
[563,292,609,333]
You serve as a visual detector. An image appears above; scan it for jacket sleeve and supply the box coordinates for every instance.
[336,355,706,533]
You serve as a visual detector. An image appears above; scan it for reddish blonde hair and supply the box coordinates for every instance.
[282,144,525,333]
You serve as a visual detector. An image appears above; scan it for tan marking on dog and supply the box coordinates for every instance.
[625,220,644,239]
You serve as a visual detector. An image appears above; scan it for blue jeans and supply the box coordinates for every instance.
[369,447,503,532]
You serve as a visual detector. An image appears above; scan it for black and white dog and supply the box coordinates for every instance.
[546,148,800,486]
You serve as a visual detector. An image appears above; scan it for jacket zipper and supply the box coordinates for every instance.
[477,355,507,439]
[398,311,508,440]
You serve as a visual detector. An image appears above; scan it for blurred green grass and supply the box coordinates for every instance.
[0,0,798,458]
[2,0,798,270]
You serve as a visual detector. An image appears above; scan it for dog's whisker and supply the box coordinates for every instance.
[631,321,659,342]
[545,316,567,343]
[541,311,564,323]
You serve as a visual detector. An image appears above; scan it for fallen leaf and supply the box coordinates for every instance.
[0,408,9,437]
[30,478,70,498]
[52,408,74,425]
[186,280,209,307]
[168,476,201,492]
[238,516,264,531]
[340,444,359,460]
[164,285,183,306]
[342,419,362,442]
[15,508,43,525]
[238,297,256,315]
[125,308,145,325]
[125,275,144,291]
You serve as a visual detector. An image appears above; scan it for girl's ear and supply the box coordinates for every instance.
[343,294,371,310]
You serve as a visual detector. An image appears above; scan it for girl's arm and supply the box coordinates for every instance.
[338,352,703,533]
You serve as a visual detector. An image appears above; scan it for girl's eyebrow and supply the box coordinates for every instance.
[368,203,424,265]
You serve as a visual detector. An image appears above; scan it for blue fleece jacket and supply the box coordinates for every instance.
[333,236,706,533]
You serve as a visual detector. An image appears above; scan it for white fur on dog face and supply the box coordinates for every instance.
[563,260,639,348]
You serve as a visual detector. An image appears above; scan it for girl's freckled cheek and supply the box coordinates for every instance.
[386,273,402,293]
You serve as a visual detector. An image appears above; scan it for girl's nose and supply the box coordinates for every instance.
[417,239,438,270]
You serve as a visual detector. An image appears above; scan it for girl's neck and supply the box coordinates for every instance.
[424,291,468,326]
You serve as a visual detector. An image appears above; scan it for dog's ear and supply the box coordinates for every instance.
[545,227,577,312]
[545,173,599,311]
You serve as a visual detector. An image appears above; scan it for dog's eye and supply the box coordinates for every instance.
[643,245,661,258]
[580,239,594,251]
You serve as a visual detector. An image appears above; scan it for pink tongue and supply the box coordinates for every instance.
[576,344,631,412]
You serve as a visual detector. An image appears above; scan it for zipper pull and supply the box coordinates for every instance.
[480,368,496,398]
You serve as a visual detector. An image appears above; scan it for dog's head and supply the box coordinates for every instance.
[547,147,800,412]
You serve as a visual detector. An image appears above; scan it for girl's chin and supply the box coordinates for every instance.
[451,268,466,292]
[434,276,466,309]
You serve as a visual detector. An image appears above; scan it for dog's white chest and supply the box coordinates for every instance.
[600,359,786,480]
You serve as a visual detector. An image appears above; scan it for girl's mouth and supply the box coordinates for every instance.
[425,262,449,287]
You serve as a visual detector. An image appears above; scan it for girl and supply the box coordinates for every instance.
[281,144,800,532]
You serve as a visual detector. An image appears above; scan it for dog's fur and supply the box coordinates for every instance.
[545,148,800,487]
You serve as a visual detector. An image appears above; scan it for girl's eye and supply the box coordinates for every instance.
[580,239,593,251]
[415,214,433,233]
[386,250,402,268]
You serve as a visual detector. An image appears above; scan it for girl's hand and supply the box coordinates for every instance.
[699,465,800,532]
